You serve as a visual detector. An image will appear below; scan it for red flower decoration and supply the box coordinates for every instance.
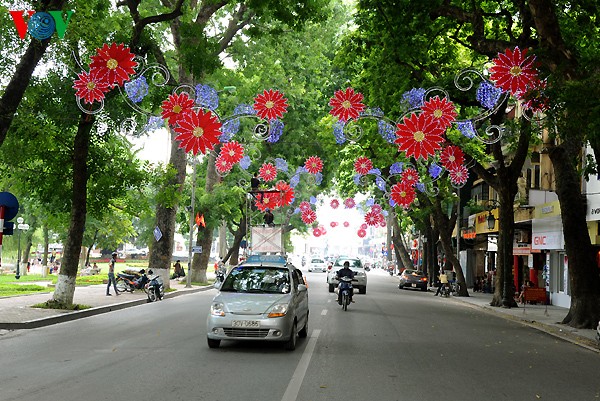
[275,181,294,207]
[320,227,327,235]
[329,87,365,122]
[380,220,387,228]
[421,96,457,130]
[440,145,465,171]
[395,112,445,160]
[73,70,110,104]
[301,209,317,224]
[256,192,281,212]
[253,89,288,121]
[304,156,323,175]
[360,223,368,230]
[489,47,538,96]
[299,201,311,212]
[220,141,244,164]
[161,92,194,126]
[313,228,321,237]
[89,43,137,87]
[330,221,338,228]
[330,199,340,209]
[174,109,222,155]
[344,198,356,209]
[401,167,419,187]
[357,229,367,238]
[390,181,416,209]
[520,78,549,112]
[449,165,469,186]
[371,204,382,214]
[343,221,350,227]
[354,157,373,175]
[364,211,382,226]
[259,162,277,182]
[215,154,233,174]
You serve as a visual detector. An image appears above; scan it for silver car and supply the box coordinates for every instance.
[207,255,309,350]
[308,257,326,272]
[327,257,368,294]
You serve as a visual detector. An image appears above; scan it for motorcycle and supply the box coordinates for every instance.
[336,276,353,311]
[145,271,164,303]
[116,269,164,302]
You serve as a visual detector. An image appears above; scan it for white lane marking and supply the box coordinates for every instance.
[321,309,327,316]
[281,329,321,401]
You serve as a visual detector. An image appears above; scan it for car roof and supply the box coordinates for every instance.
[239,255,299,271]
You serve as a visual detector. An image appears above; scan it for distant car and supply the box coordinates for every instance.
[308,258,326,272]
[206,255,309,350]
[398,269,428,291]
[327,257,367,294]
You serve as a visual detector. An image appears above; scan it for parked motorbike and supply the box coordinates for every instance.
[336,276,353,311]
[145,271,164,303]
[115,269,164,302]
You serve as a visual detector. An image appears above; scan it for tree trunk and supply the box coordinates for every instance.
[390,213,413,271]
[225,213,247,266]
[148,129,186,291]
[53,113,94,305]
[549,143,600,328]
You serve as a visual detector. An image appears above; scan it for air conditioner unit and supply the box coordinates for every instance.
[515,230,530,243]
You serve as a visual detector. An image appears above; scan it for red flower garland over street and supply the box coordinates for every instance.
[400,167,419,187]
[301,209,317,224]
[73,70,110,104]
[161,92,194,126]
[329,87,365,122]
[304,156,323,175]
[299,201,311,212]
[390,181,416,209]
[89,43,137,87]
[449,165,469,186]
[256,193,281,211]
[174,109,222,155]
[259,162,277,182]
[275,181,294,207]
[395,112,445,160]
[253,89,288,121]
[364,210,381,226]
[330,199,339,209]
[344,198,356,209]
[421,96,457,129]
[215,155,233,174]
[354,157,373,175]
[489,47,538,96]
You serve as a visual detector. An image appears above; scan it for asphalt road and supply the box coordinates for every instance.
[0,269,598,401]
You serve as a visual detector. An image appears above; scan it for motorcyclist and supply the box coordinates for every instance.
[336,261,355,304]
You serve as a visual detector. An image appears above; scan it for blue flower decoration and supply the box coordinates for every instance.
[315,172,323,185]
[222,118,240,137]
[368,168,381,176]
[382,210,388,217]
[233,104,256,115]
[124,76,149,103]
[267,119,284,143]
[219,131,233,143]
[457,120,476,139]
[476,81,503,110]
[239,156,251,170]
[402,88,426,109]
[366,198,374,207]
[333,121,346,144]
[290,174,300,188]
[353,174,362,185]
[310,196,317,204]
[195,84,219,110]
[143,116,163,132]
[390,162,404,175]
[378,120,396,143]
[429,163,442,179]
[275,158,288,172]
[294,207,301,214]
[389,198,396,207]
[376,176,386,191]
[416,183,426,193]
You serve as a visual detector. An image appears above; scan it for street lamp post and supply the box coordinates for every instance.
[15,217,28,280]
[186,157,197,288]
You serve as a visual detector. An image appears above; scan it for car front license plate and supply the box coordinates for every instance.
[232,320,260,328]
[411,283,416,287]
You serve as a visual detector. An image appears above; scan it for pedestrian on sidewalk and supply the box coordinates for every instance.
[106,252,119,296]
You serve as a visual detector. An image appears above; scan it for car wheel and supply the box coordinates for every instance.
[398,284,403,289]
[359,286,366,294]
[328,283,335,293]
[284,321,297,351]
[207,338,220,349]
[421,286,427,292]
[298,313,309,338]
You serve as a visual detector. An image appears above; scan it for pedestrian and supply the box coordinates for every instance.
[171,260,185,279]
[264,208,274,226]
[106,252,119,296]
[251,172,260,192]
[435,270,448,296]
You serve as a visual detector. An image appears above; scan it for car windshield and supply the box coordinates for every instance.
[220,266,290,294]
[311,259,324,263]
[334,259,362,268]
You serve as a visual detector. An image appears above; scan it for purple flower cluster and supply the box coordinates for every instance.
[378,120,396,143]
[353,174,362,185]
[267,119,284,143]
[275,158,288,172]
[233,104,256,116]
[195,84,219,110]
[143,115,163,132]
[376,176,386,191]
[476,81,503,109]
[429,163,442,179]
[390,162,404,175]
[124,76,149,103]
[457,120,476,139]
[221,118,240,137]
[402,88,426,109]
[290,174,300,188]
[315,172,323,185]
[239,155,251,170]
[416,183,426,193]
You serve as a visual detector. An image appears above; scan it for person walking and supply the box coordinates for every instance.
[435,270,448,296]
[106,252,119,296]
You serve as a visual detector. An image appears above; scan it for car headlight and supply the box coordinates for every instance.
[210,302,225,317]
[355,271,365,277]
[268,303,289,318]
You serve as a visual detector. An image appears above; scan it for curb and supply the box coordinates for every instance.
[0,286,213,330]
[451,296,600,354]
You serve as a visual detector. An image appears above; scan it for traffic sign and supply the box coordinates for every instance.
[192,245,202,253]
[0,192,19,221]
[17,223,29,230]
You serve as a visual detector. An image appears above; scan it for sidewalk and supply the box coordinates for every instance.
[444,290,599,353]
[0,278,214,331]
